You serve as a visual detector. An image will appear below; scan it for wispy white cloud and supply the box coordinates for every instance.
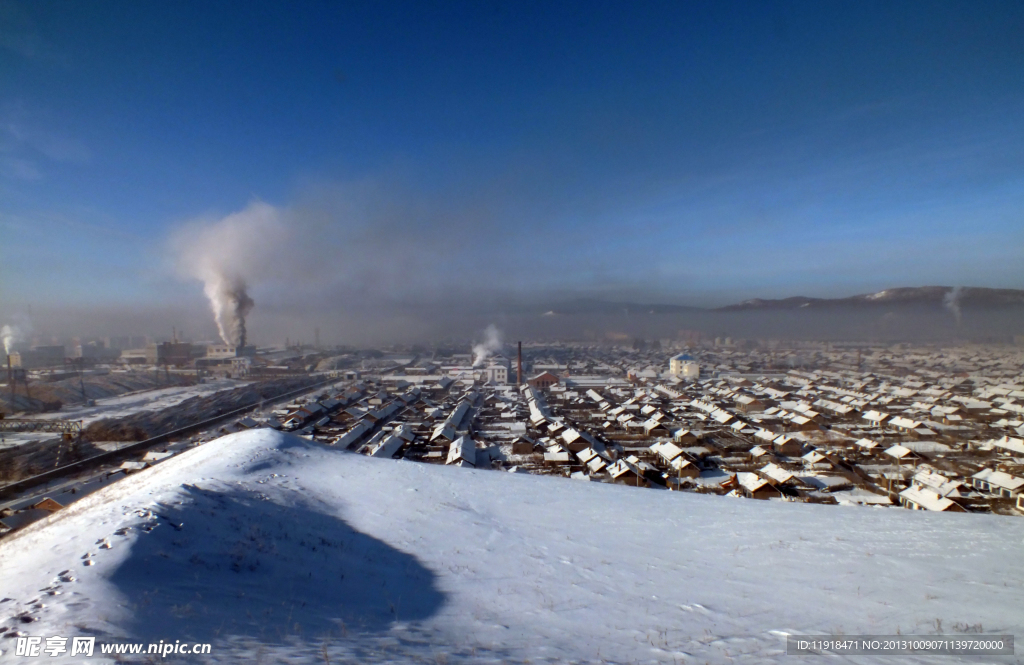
[0,155,40,180]
[4,121,90,164]
[0,105,91,181]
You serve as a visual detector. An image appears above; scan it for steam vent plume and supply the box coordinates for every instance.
[472,324,503,367]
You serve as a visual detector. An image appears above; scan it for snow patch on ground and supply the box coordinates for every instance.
[0,428,1020,663]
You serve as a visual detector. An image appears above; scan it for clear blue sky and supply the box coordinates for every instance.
[2,0,1023,325]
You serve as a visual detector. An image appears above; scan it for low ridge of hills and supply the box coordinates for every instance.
[718,286,1024,311]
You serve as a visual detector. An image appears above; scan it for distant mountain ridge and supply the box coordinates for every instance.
[539,298,702,316]
[516,287,1024,343]
[539,287,1024,316]
[716,286,1024,311]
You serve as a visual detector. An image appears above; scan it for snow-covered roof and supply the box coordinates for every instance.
[650,441,684,462]
[993,436,1024,455]
[884,444,914,460]
[912,469,962,497]
[889,416,922,430]
[972,468,1024,492]
[736,472,769,492]
[759,463,793,485]
[802,450,826,465]
[862,410,889,422]
[899,486,958,512]
[446,436,477,466]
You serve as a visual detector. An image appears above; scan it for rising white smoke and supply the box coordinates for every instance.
[1,313,33,355]
[203,274,255,348]
[170,202,285,347]
[472,324,503,367]
[943,286,963,326]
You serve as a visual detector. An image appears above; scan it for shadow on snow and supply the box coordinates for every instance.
[107,484,445,645]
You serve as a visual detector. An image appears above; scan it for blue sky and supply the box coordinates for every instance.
[1,0,1023,334]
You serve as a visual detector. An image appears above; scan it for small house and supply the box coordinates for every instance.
[446,436,477,467]
[772,434,803,457]
[735,472,781,500]
[510,436,537,455]
[971,468,1024,499]
[898,486,965,512]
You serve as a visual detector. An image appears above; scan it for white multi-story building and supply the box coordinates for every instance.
[485,363,508,384]
[669,353,700,380]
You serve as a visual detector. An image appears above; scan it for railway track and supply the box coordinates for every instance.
[0,375,343,508]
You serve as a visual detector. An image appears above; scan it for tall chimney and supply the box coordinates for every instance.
[517,341,523,386]
[6,355,11,402]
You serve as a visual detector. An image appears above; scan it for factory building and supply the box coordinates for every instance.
[205,344,256,358]
[71,340,121,361]
[205,344,237,359]
[527,371,560,390]
[231,356,252,378]
[145,342,195,366]
[9,345,66,369]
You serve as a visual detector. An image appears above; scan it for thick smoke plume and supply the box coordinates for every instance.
[1,314,33,355]
[171,202,284,346]
[943,286,963,325]
[204,274,255,348]
[472,324,503,367]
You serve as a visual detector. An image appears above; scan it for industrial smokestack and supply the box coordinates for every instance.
[517,341,523,386]
[237,305,249,352]
[6,355,11,403]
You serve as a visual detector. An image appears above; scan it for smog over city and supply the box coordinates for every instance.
[1,2,1023,663]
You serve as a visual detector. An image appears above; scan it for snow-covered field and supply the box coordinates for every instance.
[0,380,243,452]
[37,379,242,427]
[0,429,1020,664]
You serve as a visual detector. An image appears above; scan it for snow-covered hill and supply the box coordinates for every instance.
[0,429,1020,664]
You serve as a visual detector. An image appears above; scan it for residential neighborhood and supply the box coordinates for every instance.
[226,340,1024,517]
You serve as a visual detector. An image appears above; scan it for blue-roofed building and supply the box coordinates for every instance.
[669,354,699,379]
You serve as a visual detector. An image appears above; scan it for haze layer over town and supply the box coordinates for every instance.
[1,1,1023,663]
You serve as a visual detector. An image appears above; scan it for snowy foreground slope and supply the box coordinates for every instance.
[0,430,1021,664]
